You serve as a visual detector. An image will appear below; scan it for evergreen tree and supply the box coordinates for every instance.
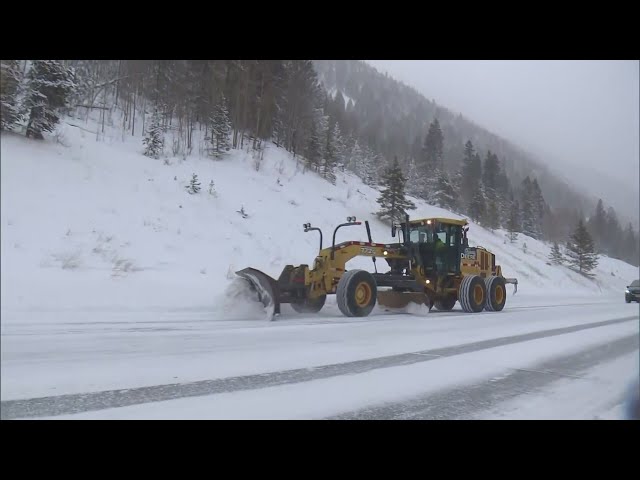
[360,144,379,186]
[485,199,500,231]
[588,198,607,249]
[506,199,521,243]
[320,120,338,184]
[24,60,77,139]
[434,170,457,210]
[304,118,322,172]
[422,118,444,171]
[460,140,477,207]
[496,165,512,227]
[346,138,363,174]
[405,156,425,198]
[376,156,416,223]
[209,94,231,156]
[143,108,164,159]
[548,242,565,265]
[468,186,485,224]
[185,173,201,194]
[623,223,639,266]
[470,153,482,182]
[531,178,545,236]
[331,122,346,170]
[520,177,537,238]
[604,207,621,257]
[566,219,599,276]
[0,60,24,130]
[482,150,500,192]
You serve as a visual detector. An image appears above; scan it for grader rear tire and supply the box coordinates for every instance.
[484,276,507,312]
[458,275,486,313]
[336,269,377,317]
[291,294,327,313]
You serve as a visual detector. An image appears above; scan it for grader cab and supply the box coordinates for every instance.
[236,215,517,320]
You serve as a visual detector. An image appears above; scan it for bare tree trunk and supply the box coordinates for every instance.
[132,89,136,136]
[253,71,264,150]
[114,60,122,108]
[141,95,146,136]
[100,101,106,136]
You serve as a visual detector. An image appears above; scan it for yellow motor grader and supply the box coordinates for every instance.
[236,215,517,319]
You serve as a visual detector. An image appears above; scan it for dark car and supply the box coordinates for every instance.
[625,279,640,303]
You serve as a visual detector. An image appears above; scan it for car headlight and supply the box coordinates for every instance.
[625,289,630,294]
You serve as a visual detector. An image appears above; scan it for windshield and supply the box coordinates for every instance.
[409,226,433,243]
[631,280,640,287]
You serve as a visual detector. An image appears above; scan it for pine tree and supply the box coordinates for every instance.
[346,138,363,174]
[208,180,217,197]
[186,173,201,194]
[506,199,521,243]
[566,219,599,276]
[304,118,322,173]
[496,166,512,227]
[460,140,479,209]
[360,144,379,186]
[588,199,607,250]
[520,177,537,238]
[0,60,24,131]
[143,108,164,159]
[485,199,500,231]
[331,122,346,171]
[548,242,565,265]
[320,120,338,184]
[482,150,500,192]
[531,178,545,237]
[422,118,444,171]
[482,151,502,229]
[24,60,77,139]
[623,223,639,266]
[376,156,416,223]
[471,153,482,182]
[434,170,457,210]
[405,156,426,199]
[604,207,621,257]
[468,186,486,224]
[209,94,231,156]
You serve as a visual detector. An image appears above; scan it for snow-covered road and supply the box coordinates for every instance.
[1,294,638,419]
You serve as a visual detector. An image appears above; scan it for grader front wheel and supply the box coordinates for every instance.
[291,294,327,313]
[337,269,377,317]
[459,275,486,313]
[434,295,457,311]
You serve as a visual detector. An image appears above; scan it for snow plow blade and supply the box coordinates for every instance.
[504,277,518,294]
[377,290,430,309]
[235,268,281,320]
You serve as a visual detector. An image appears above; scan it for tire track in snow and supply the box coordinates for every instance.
[328,334,639,420]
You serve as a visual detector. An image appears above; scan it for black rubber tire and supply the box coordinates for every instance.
[434,295,457,311]
[291,294,326,313]
[484,276,507,312]
[458,275,486,313]
[336,269,377,317]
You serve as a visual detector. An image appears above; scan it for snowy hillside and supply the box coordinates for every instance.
[1,116,637,315]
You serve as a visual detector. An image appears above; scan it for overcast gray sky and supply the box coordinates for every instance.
[365,60,639,213]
